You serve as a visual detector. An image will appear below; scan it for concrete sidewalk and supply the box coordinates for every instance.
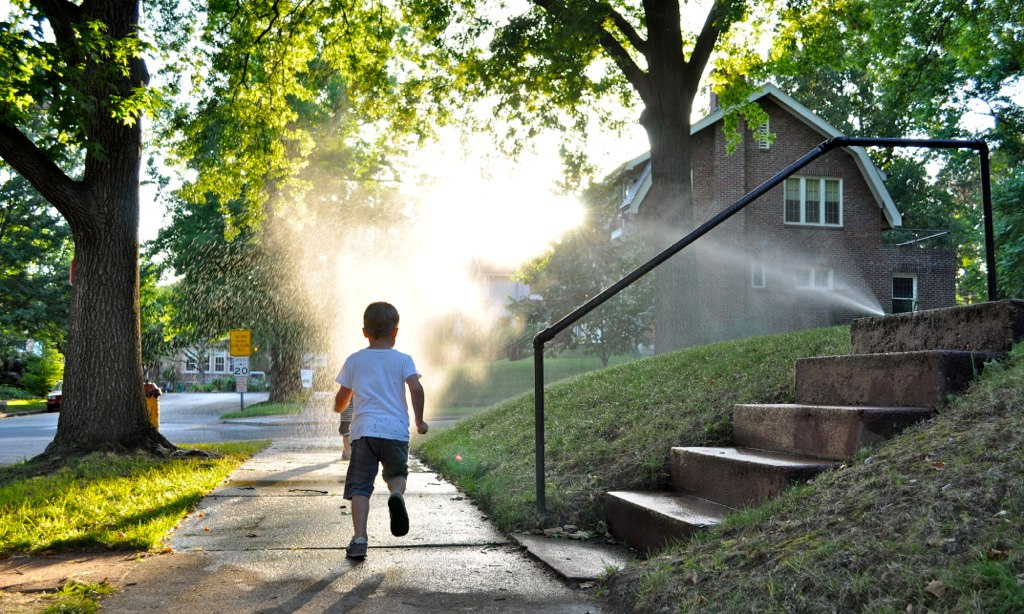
[92,439,622,613]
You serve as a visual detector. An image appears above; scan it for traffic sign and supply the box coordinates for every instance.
[232,356,250,376]
[229,329,251,356]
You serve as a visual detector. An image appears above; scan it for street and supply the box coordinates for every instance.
[0,392,280,465]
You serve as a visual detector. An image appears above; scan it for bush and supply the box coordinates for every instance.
[19,347,63,397]
[0,385,34,401]
[211,377,235,392]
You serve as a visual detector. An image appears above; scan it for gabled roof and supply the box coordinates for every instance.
[621,84,902,227]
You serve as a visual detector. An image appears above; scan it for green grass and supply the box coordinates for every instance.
[431,353,643,412]
[40,580,117,614]
[0,440,270,554]
[2,398,48,413]
[221,401,301,419]
[415,326,850,531]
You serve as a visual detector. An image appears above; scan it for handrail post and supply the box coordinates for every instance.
[533,339,546,520]
[979,143,997,300]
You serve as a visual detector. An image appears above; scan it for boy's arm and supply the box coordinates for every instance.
[406,375,427,434]
[334,386,353,413]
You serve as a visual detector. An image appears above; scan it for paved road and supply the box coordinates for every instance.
[0,392,273,465]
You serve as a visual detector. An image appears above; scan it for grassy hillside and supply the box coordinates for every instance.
[603,341,1024,612]
[431,353,642,411]
[417,326,1024,611]
[415,326,851,531]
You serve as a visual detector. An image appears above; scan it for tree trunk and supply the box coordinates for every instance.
[48,189,172,456]
[269,346,304,402]
[637,58,702,353]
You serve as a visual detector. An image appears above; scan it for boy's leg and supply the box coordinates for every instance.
[384,475,406,495]
[343,438,380,557]
[351,495,370,540]
[339,419,352,461]
[379,441,411,537]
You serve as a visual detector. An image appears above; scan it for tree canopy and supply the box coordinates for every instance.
[0,173,72,352]
[769,0,1023,300]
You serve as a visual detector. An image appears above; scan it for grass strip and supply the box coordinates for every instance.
[2,399,48,414]
[0,440,270,554]
[221,401,301,419]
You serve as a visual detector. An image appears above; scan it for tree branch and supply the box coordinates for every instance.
[603,3,647,56]
[530,0,651,103]
[29,0,81,42]
[0,123,94,228]
[685,0,727,83]
[598,30,652,102]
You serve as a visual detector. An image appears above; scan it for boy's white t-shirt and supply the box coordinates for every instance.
[336,348,419,442]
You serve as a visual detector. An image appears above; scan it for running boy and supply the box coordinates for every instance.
[334,302,427,559]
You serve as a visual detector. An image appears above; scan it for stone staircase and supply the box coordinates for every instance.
[605,300,1024,552]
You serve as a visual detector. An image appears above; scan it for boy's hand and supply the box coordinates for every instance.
[416,420,429,435]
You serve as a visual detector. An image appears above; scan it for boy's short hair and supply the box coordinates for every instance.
[364,302,400,339]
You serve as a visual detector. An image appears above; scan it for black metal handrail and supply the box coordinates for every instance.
[531,136,995,519]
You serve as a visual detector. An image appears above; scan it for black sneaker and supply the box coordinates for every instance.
[346,537,367,559]
[388,492,409,536]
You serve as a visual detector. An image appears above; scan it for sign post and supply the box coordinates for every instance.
[229,330,252,412]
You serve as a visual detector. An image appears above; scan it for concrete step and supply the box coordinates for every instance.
[669,447,839,509]
[732,404,934,460]
[604,491,732,553]
[795,350,1003,409]
[851,299,1024,354]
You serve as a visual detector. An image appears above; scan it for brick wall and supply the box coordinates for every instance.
[680,96,955,345]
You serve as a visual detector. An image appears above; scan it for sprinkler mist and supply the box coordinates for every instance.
[269,133,586,444]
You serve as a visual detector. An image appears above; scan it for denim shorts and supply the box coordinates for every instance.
[343,437,409,499]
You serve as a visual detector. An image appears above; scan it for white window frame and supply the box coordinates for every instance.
[211,352,228,373]
[751,264,767,288]
[795,267,834,290]
[784,177,843,227]
[892,274,918,313]
[756,121,771,150]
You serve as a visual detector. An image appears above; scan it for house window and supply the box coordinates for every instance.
[892,275,917,313]
[756,121,771,150]
[751,264,767,288]
[784,177,843,227]
[795,267,833,290]
[212,353,227,373]
[185,357,197,373]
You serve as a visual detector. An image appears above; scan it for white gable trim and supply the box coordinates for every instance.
[625,85,902,227]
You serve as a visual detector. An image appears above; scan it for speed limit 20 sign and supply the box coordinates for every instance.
[232,356,250,376]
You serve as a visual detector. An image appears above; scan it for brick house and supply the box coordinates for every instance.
[614,85,956,345]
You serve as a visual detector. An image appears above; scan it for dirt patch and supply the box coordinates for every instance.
[0,551,154,613]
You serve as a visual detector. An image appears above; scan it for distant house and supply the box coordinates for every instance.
[614,85,956,345]
[159,339,269,390]
[471,259,532,319]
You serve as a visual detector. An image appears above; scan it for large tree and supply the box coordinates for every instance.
[0,0,174,456]
[0,0,441,456]
[404,0,771,352]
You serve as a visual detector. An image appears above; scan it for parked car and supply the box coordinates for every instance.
[46,380,62,411]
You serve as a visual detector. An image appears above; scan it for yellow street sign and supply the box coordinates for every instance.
[229,329,252,357]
